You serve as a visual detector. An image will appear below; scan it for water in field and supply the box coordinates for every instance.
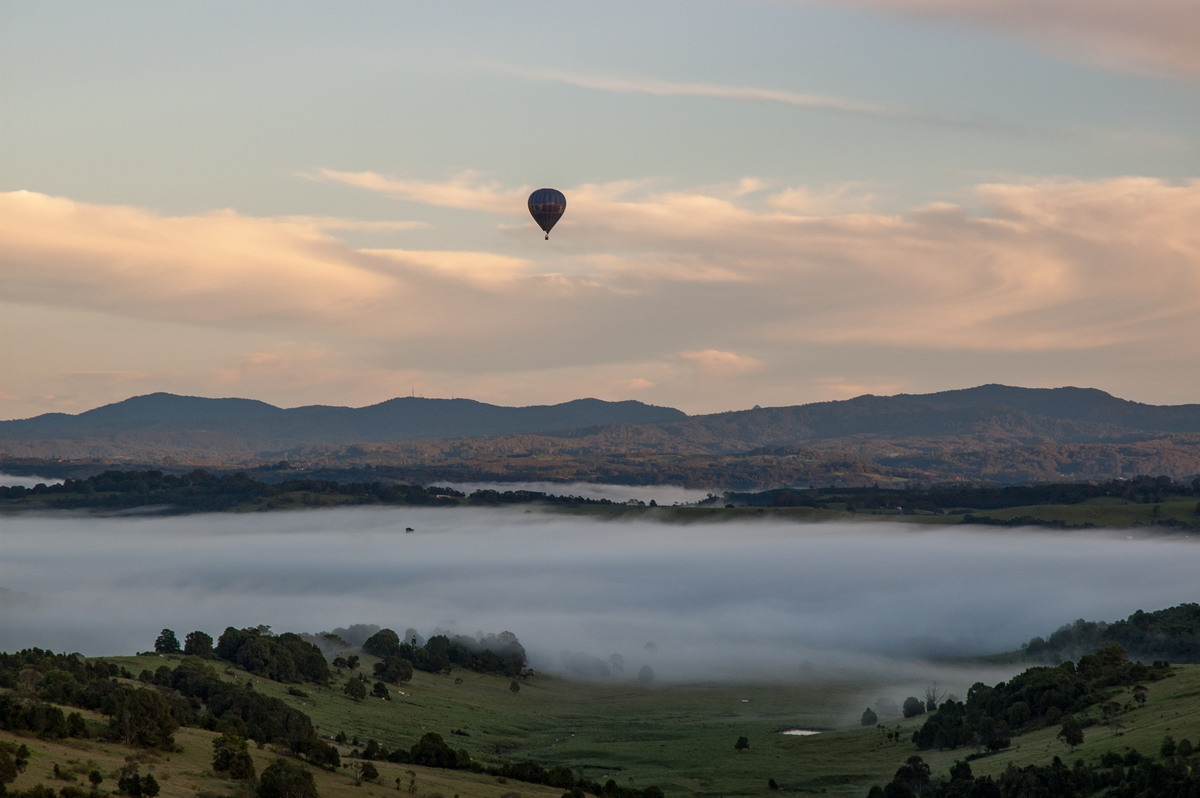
[2,505,1197,685]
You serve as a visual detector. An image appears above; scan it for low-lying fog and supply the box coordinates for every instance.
[0,472,63,488]
[2,506,1196,688]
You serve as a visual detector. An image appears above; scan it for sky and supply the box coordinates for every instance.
[2,1,1198,420]
[4,507,1198,686]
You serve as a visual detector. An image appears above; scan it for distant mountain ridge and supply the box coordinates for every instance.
[5,385,1200,486]
[0,392,687,449]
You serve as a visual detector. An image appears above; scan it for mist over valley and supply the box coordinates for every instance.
[3,505,1197,692]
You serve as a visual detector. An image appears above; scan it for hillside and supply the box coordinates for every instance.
[6,385,1200,486]
[5,635,1200,798]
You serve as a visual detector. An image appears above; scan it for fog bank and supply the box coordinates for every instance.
[0,472,63,488]
[2,508,1197,682]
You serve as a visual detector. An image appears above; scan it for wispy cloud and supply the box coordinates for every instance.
[483,62,1033,134]
[486,62,901,117]
[310,169,525,214]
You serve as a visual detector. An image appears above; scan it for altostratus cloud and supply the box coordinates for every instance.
[3,177,1199,362]
[815,0,1200,81]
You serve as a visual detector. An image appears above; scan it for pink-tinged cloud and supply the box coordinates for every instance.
[312,168,525,213]
[4,177,1200,416]
[817,0,1200,81]
[678,350,766,377]
[0,191,399,326]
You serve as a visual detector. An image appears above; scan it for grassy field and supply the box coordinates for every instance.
[8,653,1200,798]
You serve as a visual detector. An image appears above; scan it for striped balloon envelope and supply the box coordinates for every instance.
[527,188,566,239]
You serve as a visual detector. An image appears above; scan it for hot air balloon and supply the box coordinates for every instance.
[528,188,566,239]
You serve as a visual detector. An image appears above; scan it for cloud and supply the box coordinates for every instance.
[817,0,1200,81]
[678,350,765,377]
[485,62,904,118]
[2,509,1197,685]
[3,177,1200,416]
[0,191,399,327]
[311,169,525,214]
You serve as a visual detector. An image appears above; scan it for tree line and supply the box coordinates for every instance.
[0,468,628,513]
[869,745,1200,798]
[1018,603,1200,664]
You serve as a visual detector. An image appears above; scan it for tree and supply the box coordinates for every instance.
[154,629,181,654]
[897,758,931,792]
[735,736,750,752]
[1058,715,1084,752]
[924,682,946,712]
[108,686,179,749]
[372,681,391,700]
[0,741,30,789]
[184,630,214,658]
[362,629,402,659]
[902,696,925,718]
[343,677,366,702]
[1161,734,1178,758]
[373,655,413,684]
[861,707,879,726]
[118,769,145,798]
[213,734,256,780]
[1132,684,1148,706]
[257,759,318,798]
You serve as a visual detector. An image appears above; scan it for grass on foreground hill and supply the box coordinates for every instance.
[8,653,1200,798]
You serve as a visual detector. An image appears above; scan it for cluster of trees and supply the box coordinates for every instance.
[134,657,339,767]
[911,643,1166,753]
[0,649,185,751]
[361,628,528,679]
[868,741,1200,798]
[213,626,331,684]
[1020,603,1200,664]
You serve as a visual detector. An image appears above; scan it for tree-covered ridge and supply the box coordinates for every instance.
[911,643,1166,754]
[869,746,1200,798]
[1018,603,1200,664]
[0,468,644,514]
[7,468,1200,529]
[0,469,466,512]
[718,474,1200,513]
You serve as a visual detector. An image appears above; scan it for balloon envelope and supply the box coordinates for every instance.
[528,188,566,238]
